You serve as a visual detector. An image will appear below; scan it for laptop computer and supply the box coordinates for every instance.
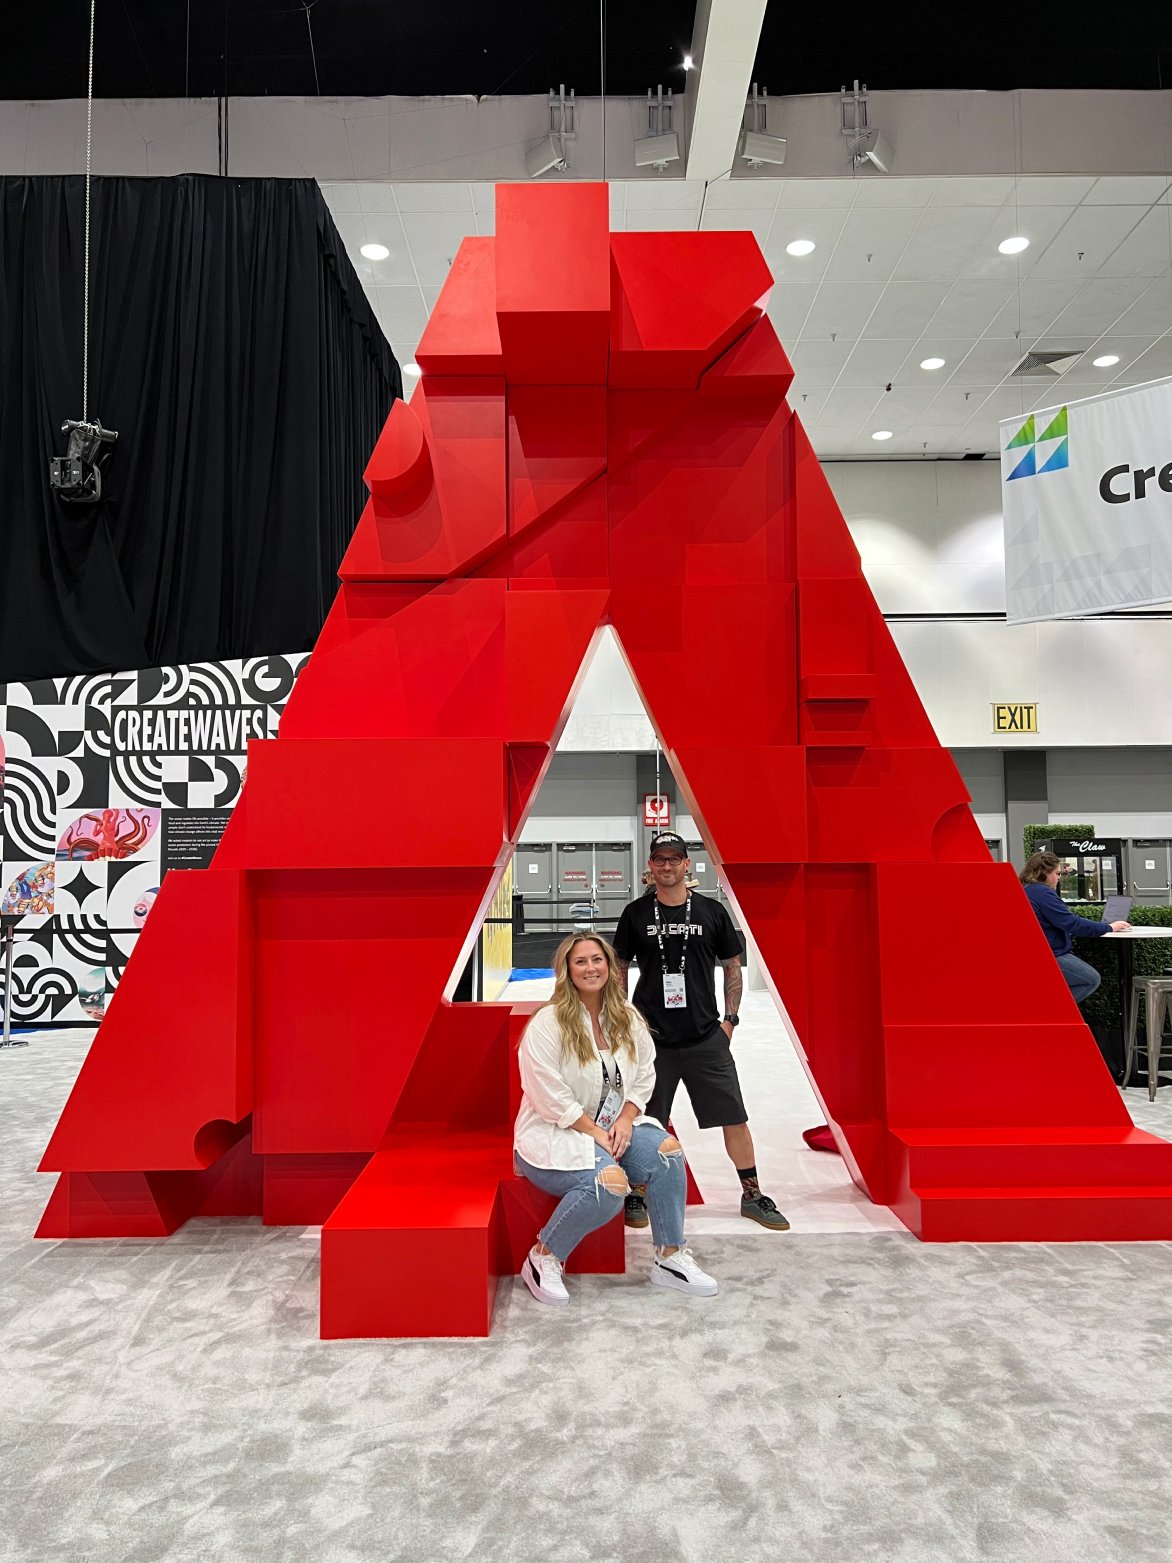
[1102,894,1132,925]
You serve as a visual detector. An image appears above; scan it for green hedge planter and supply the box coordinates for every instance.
[1022,823,1096,860]
[1072,904,1172,1023]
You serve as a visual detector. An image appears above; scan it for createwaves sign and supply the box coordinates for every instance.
[1002,377,1172,623]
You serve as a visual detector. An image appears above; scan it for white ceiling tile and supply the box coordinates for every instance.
[868,384,941,420]
[789,387,829,419]
[398,210,480,285]
[1009,276,1087,336]
[1013,176,1097,205]
[762,208,849,279]
[821,385,886,425]
[700,209,772,242]
[1097,207,1172,278]
[702,180,779,210]
[949,338,1024,384]
[864,281,948,338]
[850,177,937,207]
[1029,205,1150,279]
[929,177,1017,207]
[470,183,495,213]
[622,208,699,231]
[766,283,818,344]
[839,338,916,384]
[318,181,363,214]
[801,280,886,341]
[904,338,978,376]
[892,206,1001,283]
[1046,275,1157,337]
[374,286,430,339]
[928,279,1017,337]
[1085,177,1172,205]
[393,183,475,213]
[354,183,401,214]
[773,179,859,209]
[1117,339,1172,381]
[786,340,854,386]
[958,205,1075,280]
[619,179,703,212]
[822,206,922,281]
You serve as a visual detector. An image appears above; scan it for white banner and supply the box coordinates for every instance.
[1002,377,1172,623]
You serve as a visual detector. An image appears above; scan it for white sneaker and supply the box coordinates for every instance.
[650,1244,718,1298]
[522,1245,569,1307]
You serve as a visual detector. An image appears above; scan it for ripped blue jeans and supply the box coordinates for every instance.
[515,1120,686,1261]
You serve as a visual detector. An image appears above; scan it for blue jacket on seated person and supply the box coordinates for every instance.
[1023,883,1111,956]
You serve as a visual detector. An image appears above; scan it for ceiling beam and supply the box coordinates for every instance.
[683,0,768,184]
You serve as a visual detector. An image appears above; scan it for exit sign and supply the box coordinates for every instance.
[992,702,1038,733]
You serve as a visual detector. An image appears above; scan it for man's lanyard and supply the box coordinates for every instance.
[653,892,692,975]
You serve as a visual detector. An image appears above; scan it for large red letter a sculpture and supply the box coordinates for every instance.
[37,185,1172,1336]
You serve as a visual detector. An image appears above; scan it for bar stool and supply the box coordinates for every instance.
[1125,976,1172,1100]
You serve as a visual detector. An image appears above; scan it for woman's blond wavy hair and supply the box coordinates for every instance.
[544,934,639,1068]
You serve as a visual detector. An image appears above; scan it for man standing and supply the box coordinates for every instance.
[612,832,789,1231]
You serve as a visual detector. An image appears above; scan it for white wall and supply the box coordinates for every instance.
[825,460,1005,613]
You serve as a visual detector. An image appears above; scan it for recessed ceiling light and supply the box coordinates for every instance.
[998,236,1029,255]
[361,243,390,260]
[871,430,893,441]
[1093,354,1120,367]
[683,53,694,70]
[786,239,816,257]
[403,362,422,376]
[920,357,945,370]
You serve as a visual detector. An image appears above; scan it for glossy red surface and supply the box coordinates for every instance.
[39,182,1172,1335]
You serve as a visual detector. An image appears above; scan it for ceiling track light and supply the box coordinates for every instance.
[526,85,574,178]
[635,85,680,172]
[841,80,893,173]
[738,83,786,170]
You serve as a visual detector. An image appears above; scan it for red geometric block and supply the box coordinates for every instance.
[40,867,252,1174]
[508,383,607,538]
[496,184,610,385]
[364,396,430,496]
[339,378,506,581]
[245,737,507,869]
[414,236,503,375]
[41,179,1172,1340]
[609,231,773,389]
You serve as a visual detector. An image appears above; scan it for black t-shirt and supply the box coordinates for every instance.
[612,890,742,1049]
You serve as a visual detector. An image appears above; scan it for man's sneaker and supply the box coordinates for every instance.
[624,1191,649,1228]
[522,1245,569,1307]
[741,1192,791,1231]
[650,1245,718,1297]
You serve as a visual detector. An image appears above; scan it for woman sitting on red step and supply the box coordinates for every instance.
[514,932,718,1306]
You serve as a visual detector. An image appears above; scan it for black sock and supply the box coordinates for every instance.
[737,1165,759,1200]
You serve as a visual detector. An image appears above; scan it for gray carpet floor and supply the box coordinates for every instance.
[4,1032,1172,1562]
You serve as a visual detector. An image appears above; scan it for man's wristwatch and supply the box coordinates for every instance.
[723,1014,740,1028]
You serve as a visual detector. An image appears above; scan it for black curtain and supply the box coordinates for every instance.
[0,174,400,682]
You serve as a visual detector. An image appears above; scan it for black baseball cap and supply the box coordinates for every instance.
[648,831,688,859]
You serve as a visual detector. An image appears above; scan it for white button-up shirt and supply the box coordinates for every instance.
[513,1001,661,1170]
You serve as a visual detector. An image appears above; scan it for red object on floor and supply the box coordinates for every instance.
[37,183,1172,1339]
[802,1125,840,1155]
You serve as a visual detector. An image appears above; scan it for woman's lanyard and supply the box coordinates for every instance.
[596,1045,625,1131]
[654,892,691,1009]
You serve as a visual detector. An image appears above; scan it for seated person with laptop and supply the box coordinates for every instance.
[1020,852,1131,1004]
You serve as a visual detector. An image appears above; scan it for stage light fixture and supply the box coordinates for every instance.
[1093,354,1120,367]
[999,236,1029,255]
[361,243,389,260]
[527,85,574,177]
[683,54,694,70]
[841,82,893,173]
[920,357,945,370]
[739,84,786,169]
[786,239,815,257]
[49,418,119,503]
[636,86,679,171]
[871,429,893,441]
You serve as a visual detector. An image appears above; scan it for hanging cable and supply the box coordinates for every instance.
[83,0,95,422]
[47,0,118,505]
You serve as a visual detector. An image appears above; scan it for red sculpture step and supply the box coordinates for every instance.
[912,1185,1172,1243]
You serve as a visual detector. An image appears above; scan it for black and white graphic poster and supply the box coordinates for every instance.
[1,654,308,1026]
